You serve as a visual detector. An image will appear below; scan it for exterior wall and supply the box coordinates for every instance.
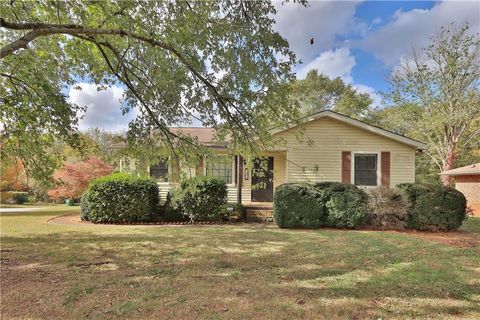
[273,117,416,186]
[155,116,418,205]
[454,175,480,215]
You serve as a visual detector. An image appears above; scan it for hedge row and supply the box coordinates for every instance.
[273,182,368,229]
[273,182,467,231]
[81,173,160,223]
[164,176,228,222]
[398,183,467,231]
[81,173,229,223]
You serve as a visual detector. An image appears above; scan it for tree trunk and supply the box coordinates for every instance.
[440,146,456,186]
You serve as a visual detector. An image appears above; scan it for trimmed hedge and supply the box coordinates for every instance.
[273,183,326,228]
[273,182,369,229]
[398,183,467,231]
[314,182,369,228]
[171,176,227,222]
[81,173,160,223]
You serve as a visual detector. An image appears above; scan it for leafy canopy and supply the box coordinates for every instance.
[383,23,480,184]
[0,1,302,184]
[291,69,372,118]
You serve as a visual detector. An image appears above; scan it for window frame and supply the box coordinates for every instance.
[351,151,381,187]
[204,155,236,186]
[149,159,169,181]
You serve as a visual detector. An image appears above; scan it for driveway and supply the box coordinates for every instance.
[0,207,42,213]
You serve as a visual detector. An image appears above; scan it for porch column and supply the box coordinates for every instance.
[237,155,243,204]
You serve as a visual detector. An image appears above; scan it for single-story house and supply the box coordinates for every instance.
[115,110,426,210]
[441,163,480,216]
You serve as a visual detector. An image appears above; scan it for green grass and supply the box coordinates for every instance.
[1,207,479,319]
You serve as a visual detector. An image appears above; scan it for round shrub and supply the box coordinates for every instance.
[13,192,29,204]
[273,183,326,228]
[366,187,410,230]
[83,173,160,223]
[175,176,227,222]
[398,183,467,231]
[314,182,368,228]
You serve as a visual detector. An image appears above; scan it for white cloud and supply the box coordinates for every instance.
[353,83,382,108]
[274,0,363,62]
[68,83,138,132]
[296,47,356,82]
[357,1,480,65]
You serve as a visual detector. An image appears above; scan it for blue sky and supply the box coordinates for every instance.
[73,0,480,131]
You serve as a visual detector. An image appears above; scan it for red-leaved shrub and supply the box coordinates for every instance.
[48,157,113,200]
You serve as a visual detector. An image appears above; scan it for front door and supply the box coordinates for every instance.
[251,157,274,202]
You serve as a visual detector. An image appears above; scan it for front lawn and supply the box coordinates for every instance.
[1,208,479,319]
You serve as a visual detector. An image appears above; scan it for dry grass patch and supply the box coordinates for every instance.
[1,207,480,319]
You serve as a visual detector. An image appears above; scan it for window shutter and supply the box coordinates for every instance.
[381,151,391,187]
[342,151,351,184]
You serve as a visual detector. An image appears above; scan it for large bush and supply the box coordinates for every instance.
[313,182,368,228]
[398,183,467,231]
[273,183,326,228]
[173,176,227,222]
[366,187,410,230]
[81,173,160,223]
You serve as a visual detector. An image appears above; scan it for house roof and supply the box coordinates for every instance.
[440,163,480,176]
[169,127,225,147]
[110,110,427,151]
[270,110,427,150]
[109,127,226,150]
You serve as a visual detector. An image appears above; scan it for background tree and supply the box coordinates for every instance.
[291,70,372,118]
[1,0,302,185]
[47,157,113,200]
[387,23,480,185]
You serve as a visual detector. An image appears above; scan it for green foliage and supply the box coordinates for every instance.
[273,182,368,229]
[314,182,369,228]
[398,183,467,231]
[162,191,186,222]
[366,187,410,230]
[13,192,29,204]
[385,23,480,183]
[80,191,90,221]
[273,183,326,228]
[172,176,228,222]
[291,70,372,118]
[1,1,302,182]
[82,173,160,223]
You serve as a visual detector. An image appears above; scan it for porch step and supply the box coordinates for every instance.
[245,208,273,223]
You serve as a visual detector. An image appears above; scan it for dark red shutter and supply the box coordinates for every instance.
[342,151,351,184]
[381,151,391,187]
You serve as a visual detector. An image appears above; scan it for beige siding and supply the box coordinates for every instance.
[274,117,416,186]
[227,185,238,203]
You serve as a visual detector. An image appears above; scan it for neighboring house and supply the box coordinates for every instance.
[441,163,480,216]
[114,110,426,208]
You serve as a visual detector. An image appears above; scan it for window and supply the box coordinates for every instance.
[150,160,169,181]
[206,156,233,184]
[354,154,377,186]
